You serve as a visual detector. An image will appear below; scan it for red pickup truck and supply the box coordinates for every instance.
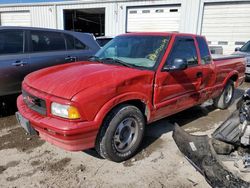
[16,33,246,162]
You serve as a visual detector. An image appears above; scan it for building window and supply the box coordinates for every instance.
[218,41,228,45]
[235,41,245,46]
[142,10,150,13]
[170,9,178,12]
[155,9,164,13]
[129,10,137,14]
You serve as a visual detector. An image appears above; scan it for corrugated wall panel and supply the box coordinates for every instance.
[30,6,56,28]
[0,0,201,36]
[180,0,200,33]
[202,2,250,54]
[0,5,56,28]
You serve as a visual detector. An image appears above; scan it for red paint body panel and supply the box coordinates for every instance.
[17,32,246,152]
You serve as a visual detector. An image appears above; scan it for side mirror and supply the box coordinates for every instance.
[163,58,188,71]
[235,47,241,52]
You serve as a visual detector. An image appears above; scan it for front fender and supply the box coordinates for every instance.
[93,92,153,126]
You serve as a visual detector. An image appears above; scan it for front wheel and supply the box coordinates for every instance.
[213,80,234,109]
[95,104,145,162]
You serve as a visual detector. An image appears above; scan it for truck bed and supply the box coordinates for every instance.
[212,54,246,87]
[212,54,245,61]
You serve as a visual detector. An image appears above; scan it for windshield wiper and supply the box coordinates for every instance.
[101,58,135,68]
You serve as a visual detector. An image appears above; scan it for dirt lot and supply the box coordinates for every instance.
[0,82,249,188]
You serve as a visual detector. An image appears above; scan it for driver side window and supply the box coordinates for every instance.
[166,37,198,67]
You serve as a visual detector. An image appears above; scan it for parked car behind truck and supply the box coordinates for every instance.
[0,26,100,97]
[234,41,250,78]
[16,32,246,162]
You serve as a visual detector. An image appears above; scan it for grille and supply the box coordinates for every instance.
[22,90,46,115]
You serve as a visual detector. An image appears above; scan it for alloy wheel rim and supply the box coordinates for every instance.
[113,117,139,153]
[225,85,233,104]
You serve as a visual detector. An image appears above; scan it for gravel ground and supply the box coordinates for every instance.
[0,82,249,188]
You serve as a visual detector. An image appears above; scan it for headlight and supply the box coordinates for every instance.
[51,102,81,119]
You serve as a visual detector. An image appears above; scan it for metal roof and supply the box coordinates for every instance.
[0,0,69,3]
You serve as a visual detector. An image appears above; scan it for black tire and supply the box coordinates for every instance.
[213,80,234,109]
[95,104,145,162]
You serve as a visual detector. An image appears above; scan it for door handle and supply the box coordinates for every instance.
[196,71,203,78]
[65,56,77,62]
[12,60,27,67]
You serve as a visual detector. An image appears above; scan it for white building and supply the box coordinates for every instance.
[0,0,250,54]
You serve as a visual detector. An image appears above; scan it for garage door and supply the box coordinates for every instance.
[127,5,181,32]
[202,3,250,55]
[0,11,31,27]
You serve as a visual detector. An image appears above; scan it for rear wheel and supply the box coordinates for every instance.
[95,104,145,162]
[213,80,234,109]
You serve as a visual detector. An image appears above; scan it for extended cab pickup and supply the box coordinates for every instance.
[16,33,246,162]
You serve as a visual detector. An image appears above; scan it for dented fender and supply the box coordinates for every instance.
[94,92,153,125]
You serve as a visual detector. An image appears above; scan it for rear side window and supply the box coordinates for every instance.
[0,30,24,55]
[196,37,212,64]
[166,37,198,66]
[65,34,88,50]
[30,31,66,52]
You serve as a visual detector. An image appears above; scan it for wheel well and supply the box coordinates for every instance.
[95,100,149,146]
[229,74,238,82]
[119,99,148,120]
[124,100,146,113]
[103,99,148,124]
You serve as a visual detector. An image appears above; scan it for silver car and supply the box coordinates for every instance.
[234,41,250,78]
[0,26,100,97]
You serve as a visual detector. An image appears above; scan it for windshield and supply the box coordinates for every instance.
[95,35,170,69]
[240,41,250,52]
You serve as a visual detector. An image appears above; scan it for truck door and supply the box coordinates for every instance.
[196,36,216,101]
[153,36,202,119]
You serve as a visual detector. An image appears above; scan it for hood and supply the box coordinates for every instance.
[233,51,250,56]
[24,61,150,100]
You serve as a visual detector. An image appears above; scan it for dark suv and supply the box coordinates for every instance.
[0,26,100,97]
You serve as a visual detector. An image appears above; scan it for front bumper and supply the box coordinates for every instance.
[17,95,99,151]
